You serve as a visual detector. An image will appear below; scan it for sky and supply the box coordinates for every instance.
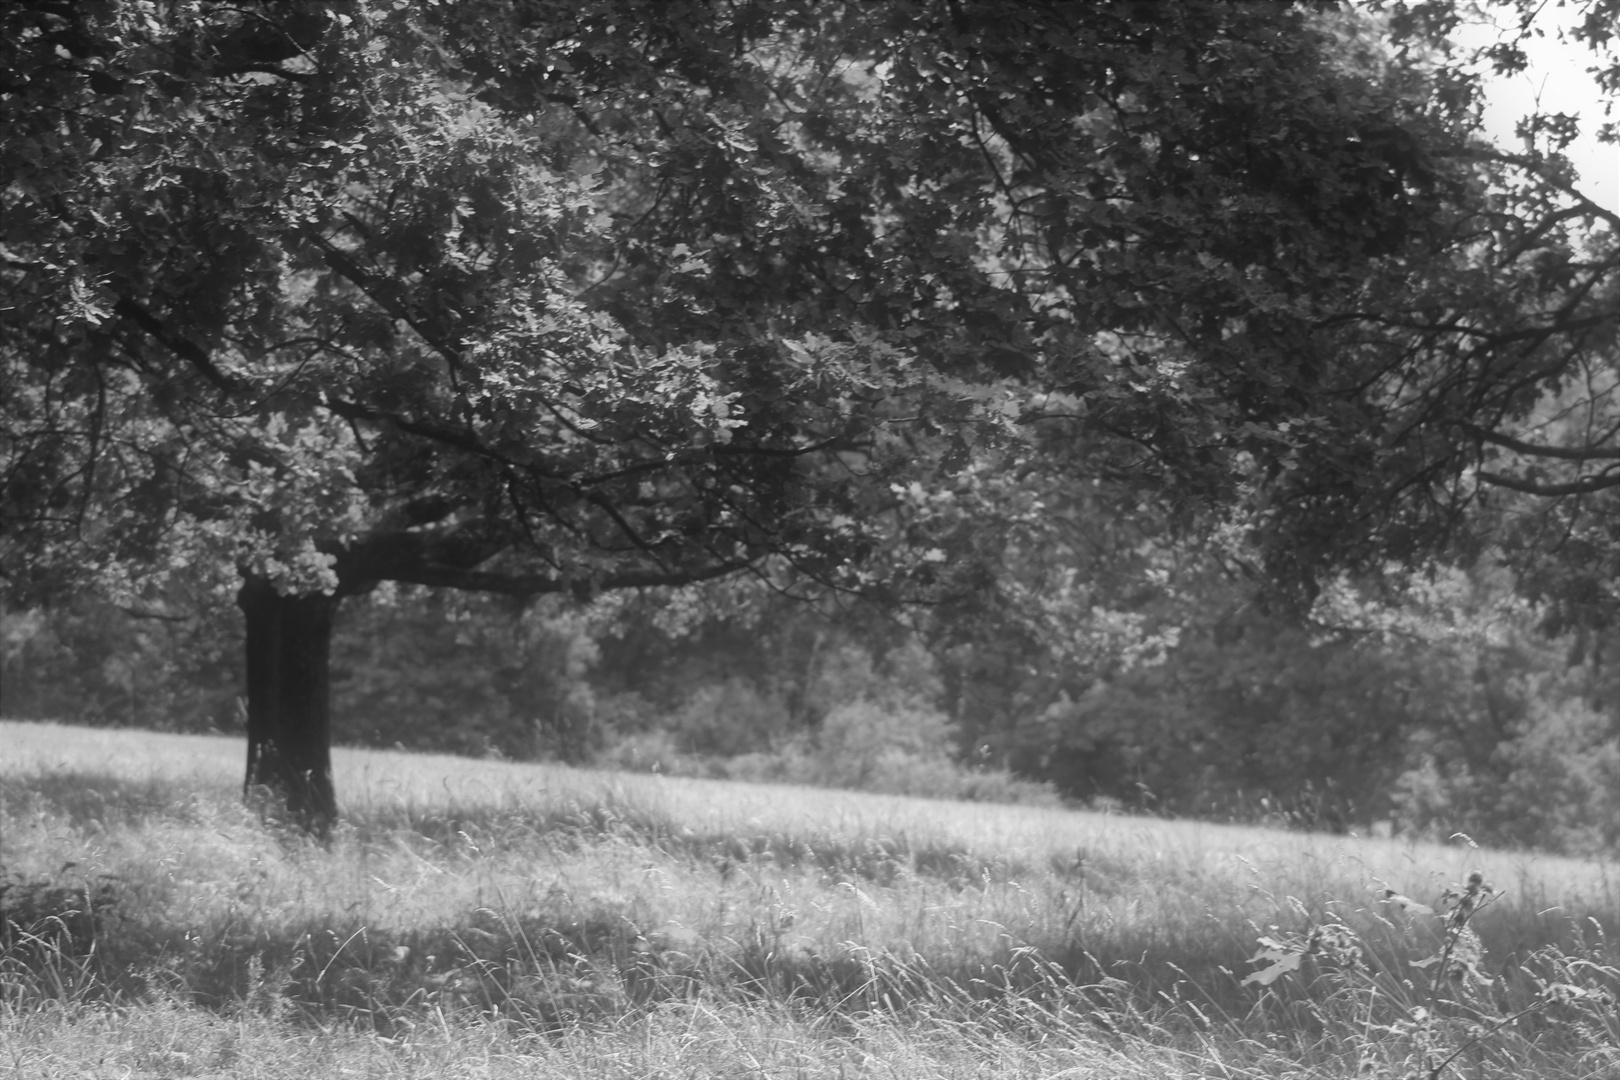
[1454,4,1619,214]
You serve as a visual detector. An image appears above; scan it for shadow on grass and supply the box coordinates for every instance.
[7,774,1617,1075]
[64,893,1184,1040]
[341,795,1140,895]
[2,768,224,829]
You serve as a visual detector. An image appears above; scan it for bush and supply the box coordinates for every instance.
[667,678,794,757]
[593,729,712,777]
[816,698,954,776]
[596,691,1060,807]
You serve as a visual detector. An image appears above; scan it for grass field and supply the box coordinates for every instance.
[2,719,1618,1078]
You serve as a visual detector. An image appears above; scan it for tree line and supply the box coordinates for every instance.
[6,556,1616,853]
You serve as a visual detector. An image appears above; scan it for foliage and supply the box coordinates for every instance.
[5,0,1612,606]
[0,593,237,731]
[1396,693,1620,856]
[959,551,1620,844]
[1014,606,1424,822]
[1355,0,1620,635]
[587,634,1060,805]
[663,677,795,759]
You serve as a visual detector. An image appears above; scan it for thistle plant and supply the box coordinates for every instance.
[1244,861,1619,1078]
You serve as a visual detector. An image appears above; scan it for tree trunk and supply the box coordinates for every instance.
[237,575,341,837]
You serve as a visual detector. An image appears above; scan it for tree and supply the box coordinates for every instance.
[1257,0,1620,630]
[5,0,934,830]
[5,0,1606,832]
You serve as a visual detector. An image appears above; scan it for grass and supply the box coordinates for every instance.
[2,719,1618,1078]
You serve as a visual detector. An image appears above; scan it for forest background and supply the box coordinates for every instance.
[2,0,1617,855]
[5,550,1618,856]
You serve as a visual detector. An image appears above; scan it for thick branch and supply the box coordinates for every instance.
[377,558,753,597]
[218,63,317,84]
[323,395,546,474]
[332,522,514,588]
[302,230,467,366]
[112,296,244,392]
[1478,469,1620,496]
[1462,423,1620,462]
[331,521,753,597]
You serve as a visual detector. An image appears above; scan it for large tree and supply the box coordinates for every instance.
[3,0,1612,831]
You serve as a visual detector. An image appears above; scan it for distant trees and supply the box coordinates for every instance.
[3,0,1614,833]
[6,561,1615,849]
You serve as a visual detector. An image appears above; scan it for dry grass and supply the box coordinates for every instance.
[2,719,1617,1078]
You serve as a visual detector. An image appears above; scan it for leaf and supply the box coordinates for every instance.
[1379,890,1434,916]
[1243,948,1304,987]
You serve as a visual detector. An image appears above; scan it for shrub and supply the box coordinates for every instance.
[594,729,711,778]
[595,692,1060,806]
[668,678,794,757]
[800,697,1060,805]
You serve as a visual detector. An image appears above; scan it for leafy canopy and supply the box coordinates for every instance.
[2,0,1614,632]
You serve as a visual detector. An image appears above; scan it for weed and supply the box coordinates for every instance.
[1241,854,1620,1077]
[0,870,121,1007]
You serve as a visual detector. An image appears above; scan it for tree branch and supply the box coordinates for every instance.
[218,63,317,84]
[1462,423,1620,462]
[375,557,753,597]
[1477,469,1620,496]
[301,229,468,367]
[112,296,244,392]
[1451,147,1620,232]
[322,395,545,474]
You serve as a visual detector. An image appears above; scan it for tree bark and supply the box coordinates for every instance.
[237,575,341,837]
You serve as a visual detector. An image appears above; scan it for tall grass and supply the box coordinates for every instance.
[2,720,1617,1078]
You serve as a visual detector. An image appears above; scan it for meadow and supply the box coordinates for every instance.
[2,720,1617,1079]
